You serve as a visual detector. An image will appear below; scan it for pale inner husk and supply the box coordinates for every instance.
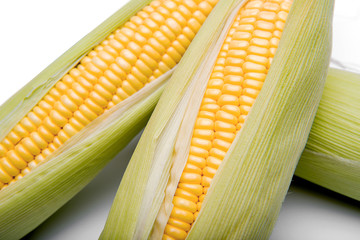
[145,2,246,238]
[40,69,174,166]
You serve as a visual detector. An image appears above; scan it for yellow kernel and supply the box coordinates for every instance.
[214,121,236,133]
[240,8,260,18]
[15,145,33,162]
[7,150,27,169]
[191,138,212,150]
[225,57,244,67]
[240,95,256,106]
[7,132,21,145]
[199,1,213,16]
[13,124,29,138]
[243,79,264,90]
[201,176,212,187]
[239,115,247,123]
[197,202,202,211]
[209,148,227,160]
[233,31,252,41]
[229,40,249,50]
[20,117,36,133]
[175,188,198,203]
[178,183,203,197]
[180,172,201,186]
[236,24,254,32]
[247,46,270,57]
[173,196,197,213]
[245,0,263,9]
[207,78,224,89]
[206,156,222,169]
[281,2,292,12]
[0,165,12,183]
[224,75,244,86]
[216,131,236,143]
[243,88,260,99]
[188,155,206,169]
[218,94,239,106]
[278,11,288,22]
[255,20,275,31]
[228,49,247,59]
[164,224,188,240]
[253,30,272,40]
[273,30,282,38]
[205,88,222,100]
[57,131,70,144]
[168,218,191,232]
[240,105,251,115]
[94,84,113,102]
[258,11,277,21]
[242,62,267,73]
[239,17,256,25]
[198,111,215,121]
[221,105,241,117]
[189,146,209,158]
[194,118,214,130]
[200,103,220,113]
[78,105,98,121]
[216,110,238,125]
[275,20,285,31]
[203,166,217,178]
[264,2,281,12]
[63,124,78,138]
[0,158,20,176]
[245,72,267,82]
[246,55,269,66]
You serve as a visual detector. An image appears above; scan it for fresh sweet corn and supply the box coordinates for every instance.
[0,0,220,239]
[101,0,333,239]
[163,1,293,238]
[0,0,217,189]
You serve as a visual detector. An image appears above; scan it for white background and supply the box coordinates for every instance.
[0,0,359,239]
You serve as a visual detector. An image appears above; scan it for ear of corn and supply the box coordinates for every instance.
[296,68,360,201]
[0,0,221,238]
[101,0,334,239]
[100,0,242,238]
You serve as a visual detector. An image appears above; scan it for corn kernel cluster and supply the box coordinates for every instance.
[163,0,293,239]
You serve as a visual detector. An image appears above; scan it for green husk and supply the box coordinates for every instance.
[101,0,333,239]
[296,68,360,201]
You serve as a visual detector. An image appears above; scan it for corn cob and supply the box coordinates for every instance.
[0,0,221,239]
[101,0,333,239]
[162,1,293,237]
[0,0,218,189]
[296,68,360,201]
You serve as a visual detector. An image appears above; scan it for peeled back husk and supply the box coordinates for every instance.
[101,0,334,239]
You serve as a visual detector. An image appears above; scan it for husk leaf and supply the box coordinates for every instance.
[296,68,360,200]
